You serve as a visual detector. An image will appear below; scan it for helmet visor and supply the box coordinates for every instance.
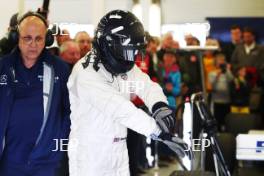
[108,37,146,62]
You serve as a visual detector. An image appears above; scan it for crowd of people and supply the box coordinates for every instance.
[0,10,264,176]
[125,26,264,174]
[148,26,264,129]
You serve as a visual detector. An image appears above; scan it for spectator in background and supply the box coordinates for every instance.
[56,29,71,46]
[230,66,250,113]
[157,32,179,62]
[232,27,259,67]
[145,33,160,75]
[231,27,264,88]
[158,49,181,162]
[184,34,200,46]
[146,33,159,54]
[221,25,242,62]
[184,34,194,46]
[74,31,92,58]
[161,49,181,110]
[179,46,201,96]
[203,38,220,92]
[0,13,18,57]
[150,36,160,72]
[60,40,80,69]
[208,53,233,131]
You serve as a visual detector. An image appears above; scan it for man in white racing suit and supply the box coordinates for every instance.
[67,10,192,176]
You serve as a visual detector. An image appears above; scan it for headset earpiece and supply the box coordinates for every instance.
[8,27,19,45]
[45,29,54,47]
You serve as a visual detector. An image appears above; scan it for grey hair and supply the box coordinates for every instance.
[59,40,79,53]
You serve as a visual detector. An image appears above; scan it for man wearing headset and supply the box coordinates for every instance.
[68,10,192,176]
[0,12,71,176]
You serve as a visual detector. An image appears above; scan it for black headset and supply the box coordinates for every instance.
[8,11,54,47]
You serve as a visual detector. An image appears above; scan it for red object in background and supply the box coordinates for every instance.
[135,54,150,74]
[135,53,158,82]
[246,66,259,87]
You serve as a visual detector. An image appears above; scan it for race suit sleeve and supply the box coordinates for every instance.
[130,65,168,112]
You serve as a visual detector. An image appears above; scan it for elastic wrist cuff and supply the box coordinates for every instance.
[152,101,169,114]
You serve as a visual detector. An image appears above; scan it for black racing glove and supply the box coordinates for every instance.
[156,132,194,160]
[152,102,175,134]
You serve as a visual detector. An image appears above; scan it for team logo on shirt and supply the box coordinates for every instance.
[37,75,60,83]
[0,74,7,85]
[38,75,43,82]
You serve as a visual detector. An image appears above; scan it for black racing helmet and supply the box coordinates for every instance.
[93,10,146,75]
